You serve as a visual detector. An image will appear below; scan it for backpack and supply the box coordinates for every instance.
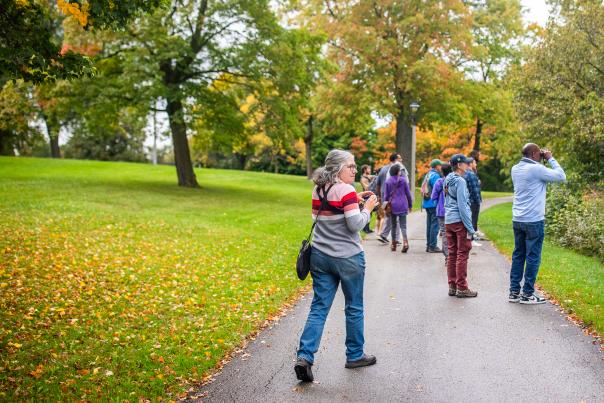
[421,171,435,201]
[367,175,378,194]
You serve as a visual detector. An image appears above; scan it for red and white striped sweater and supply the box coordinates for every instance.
[311,182,370,258]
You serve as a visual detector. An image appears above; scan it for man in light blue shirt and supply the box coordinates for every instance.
[509,143,566,305]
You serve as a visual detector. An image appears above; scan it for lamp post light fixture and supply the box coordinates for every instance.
[410,101,420,124]
[409,101,420,189]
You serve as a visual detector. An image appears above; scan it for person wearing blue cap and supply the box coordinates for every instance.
[444,154,478,298]
[421,159,443,253]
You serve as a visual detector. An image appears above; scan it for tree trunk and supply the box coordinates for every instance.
[235,153,247,170]
[49,135,61,158]
[43,118,61,158]
[473,117,482,161]
[0,129,15,156]
[395,107,415,188]
[166,97,198,187]
[305,115,313,179]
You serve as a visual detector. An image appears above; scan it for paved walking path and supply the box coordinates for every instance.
[196,197,604,402]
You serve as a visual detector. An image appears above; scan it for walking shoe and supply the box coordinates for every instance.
[508,292,520,303]
[456,288,478,298]
[294,358,314,382]
[472,240,483,247]
[427,247,442,253]
[345,354,377,369]
[519,294,546,305]
[402,241,409,253]
[448,284,457,296]
[377,235,389,244]
[390,240,397,252]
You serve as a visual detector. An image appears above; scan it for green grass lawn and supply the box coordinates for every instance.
[0,157,316,401]
[0,157,514,400]
[481,203,604,336]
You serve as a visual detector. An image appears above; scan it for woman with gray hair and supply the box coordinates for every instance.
[295,150,378,383]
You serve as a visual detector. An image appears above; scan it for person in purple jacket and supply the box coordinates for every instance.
[431,163,452,264]
[383,163,413,253]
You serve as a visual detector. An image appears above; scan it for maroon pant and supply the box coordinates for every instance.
[445,222,473,290]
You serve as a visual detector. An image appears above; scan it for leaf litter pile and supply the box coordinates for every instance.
[0,158,312,401]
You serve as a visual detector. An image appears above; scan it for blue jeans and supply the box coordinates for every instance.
[510,220,545,296]
[297,247,366,363]
[425,207,439,249]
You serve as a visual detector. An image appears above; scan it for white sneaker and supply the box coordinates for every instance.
[475,231,487,240]
[519,294,546,304]
[472,240,482,247]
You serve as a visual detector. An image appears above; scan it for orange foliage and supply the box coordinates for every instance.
[350,136,368,159]
[370,121,495,180]
[60,43,101,56]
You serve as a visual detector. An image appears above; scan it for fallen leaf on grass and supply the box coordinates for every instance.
[29,365,44,379]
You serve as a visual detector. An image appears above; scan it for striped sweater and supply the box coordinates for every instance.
[311,182,370,258]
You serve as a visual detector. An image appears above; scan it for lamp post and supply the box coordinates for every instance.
[409,101,420,190]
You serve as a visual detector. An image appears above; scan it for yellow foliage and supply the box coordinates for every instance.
[57,0,89,27]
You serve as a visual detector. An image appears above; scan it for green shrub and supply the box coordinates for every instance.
[546,183,604,261]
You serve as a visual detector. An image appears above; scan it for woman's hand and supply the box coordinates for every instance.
[357,191,374,202]
[364,195,378,211]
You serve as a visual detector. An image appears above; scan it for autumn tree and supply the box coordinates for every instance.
[0,0,162,84]
[298,0,474,186]
[99,0,329,186]
[303,80,375,178]
[0,80,42,155]
[513,0,603,181]
[461,0,523,159]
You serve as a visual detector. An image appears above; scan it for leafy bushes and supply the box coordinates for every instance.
[546,183,604,261]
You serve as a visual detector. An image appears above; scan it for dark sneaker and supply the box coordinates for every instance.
[377,235,389,244]
[519,294,546,305]
[345,354,377,369]
[364,229,374,234]
[294,358,314,382]
[448,284,457,296]
[456,288,478,298]
[508,292,520,303]
[427,247,442,253]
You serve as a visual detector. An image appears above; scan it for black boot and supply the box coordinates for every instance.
[294,358,314,382]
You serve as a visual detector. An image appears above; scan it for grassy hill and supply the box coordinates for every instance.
[0,157,316,401]
[0,157,511,400]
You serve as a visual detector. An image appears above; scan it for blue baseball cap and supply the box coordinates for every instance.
[450,154,471,165]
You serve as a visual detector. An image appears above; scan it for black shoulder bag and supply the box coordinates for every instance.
[296,184,333,280]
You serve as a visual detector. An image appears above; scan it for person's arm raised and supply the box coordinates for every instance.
[535,155,566,183]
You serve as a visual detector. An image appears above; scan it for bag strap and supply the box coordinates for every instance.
[307,184,334,243]
[445,177,457,200]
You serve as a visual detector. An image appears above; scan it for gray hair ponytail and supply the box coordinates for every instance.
[312,149,354,186]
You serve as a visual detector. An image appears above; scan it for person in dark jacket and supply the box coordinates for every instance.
[464,157,483,245]
[431,163,452,264]
[383,163,414,252]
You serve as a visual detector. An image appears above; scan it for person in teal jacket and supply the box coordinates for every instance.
[421,159,443,252]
